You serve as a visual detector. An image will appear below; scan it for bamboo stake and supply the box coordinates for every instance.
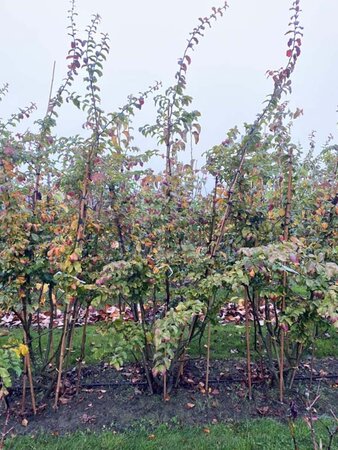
[54,303,70,408]
[23,331,36,415]
[26,353,37,415]
[20,357,27,415]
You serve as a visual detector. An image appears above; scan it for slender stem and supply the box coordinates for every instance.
[245,289,252,400]
[205,320,212,394]
[163,371,168,401]
[76,304,90,393]
[45,61,56,116]
[280,146,293,402]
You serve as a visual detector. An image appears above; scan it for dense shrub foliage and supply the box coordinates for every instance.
[0,0,337,407]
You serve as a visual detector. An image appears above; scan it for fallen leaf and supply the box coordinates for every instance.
[81,413,96,424]
[257,406,269,416]
[21,418,28,427]
[203,428,210,434]
[148,434,156,440]
[186,402,195,409]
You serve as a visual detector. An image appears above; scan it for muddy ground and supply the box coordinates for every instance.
[1,357,338,438]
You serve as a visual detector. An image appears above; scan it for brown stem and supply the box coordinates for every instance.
[163,371,168,401]
[244,289,252,400]
[207,176,218,247]
[205,320,212,394]
[45,61,56,116]
[175,317,197,387]
[76,304,90,393]
[44,284,55,368]
[141,352,154,395]
[280,146,293,403]
[289,343,303,389]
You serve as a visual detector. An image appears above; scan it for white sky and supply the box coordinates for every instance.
[1,0,337,170]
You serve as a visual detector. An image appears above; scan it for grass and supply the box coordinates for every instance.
[5,419,338,449]
[190,323,338,360]
[1,322,338,369]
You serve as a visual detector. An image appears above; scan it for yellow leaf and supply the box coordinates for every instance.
[70,219,78,231]
[111,135,119,146]
[19,344,29,357]
[17,276,26,285]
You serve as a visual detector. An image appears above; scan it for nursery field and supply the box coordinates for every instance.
[0,0,337,448]
[1,323,338,449]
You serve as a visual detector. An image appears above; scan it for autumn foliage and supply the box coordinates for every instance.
[0,0,337,410]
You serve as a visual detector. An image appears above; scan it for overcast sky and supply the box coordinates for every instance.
[1,0,337,169]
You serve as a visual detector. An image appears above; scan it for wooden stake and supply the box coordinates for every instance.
[20,357,27,415]
[54,303,70,408]
[26,353,37,415]
[23,331,36,415]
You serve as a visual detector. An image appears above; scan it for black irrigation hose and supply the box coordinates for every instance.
[78,373,338,389]
[10,373,337,393]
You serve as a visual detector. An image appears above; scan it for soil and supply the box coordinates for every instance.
[1,357,338,438]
